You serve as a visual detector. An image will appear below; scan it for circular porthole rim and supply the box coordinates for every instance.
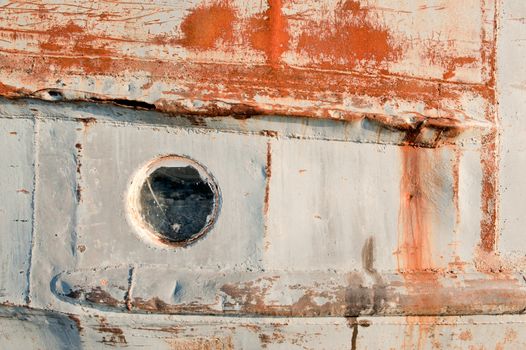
[125,154,221,249]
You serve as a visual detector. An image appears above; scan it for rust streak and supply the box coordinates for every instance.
[264,141,272,215]
[263,141,272,250]
[449,146,465,270]
[478,0,499,254]
[397,147,434,272]
[249,0,289,67]
[479,131,498,253]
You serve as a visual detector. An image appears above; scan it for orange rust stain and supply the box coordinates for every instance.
[37,21,114,73]
[479,130,498,253]
[397,147,443,316]
[0,49,484,119]
[0,81,30,96]
[423,41,478,80]
[248,0,289,67]
[402,316,438,350]
[442,57,478,80]
[177,2,236,50]
[39,21,112,56]
[297,0,401,70]
[459,330,473,341]
[397,147,434,272]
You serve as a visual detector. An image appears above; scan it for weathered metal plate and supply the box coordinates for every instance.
[3,0,526,348]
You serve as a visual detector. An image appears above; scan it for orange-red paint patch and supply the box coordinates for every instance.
[178,2,236,50]
[297,0,401,70]
[39,21,113,56]
[37,21,115,73]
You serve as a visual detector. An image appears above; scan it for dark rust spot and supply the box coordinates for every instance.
[77,117,97,129]
[260,129,278,137]
[85,287,121,308]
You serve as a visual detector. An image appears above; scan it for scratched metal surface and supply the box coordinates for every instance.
[1,0,526,349]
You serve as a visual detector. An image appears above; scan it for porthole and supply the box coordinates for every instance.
[127,155,220,247]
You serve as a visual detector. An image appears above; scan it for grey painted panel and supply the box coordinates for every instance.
[0,118,34,305]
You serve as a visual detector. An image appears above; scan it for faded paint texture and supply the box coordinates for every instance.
[1,0,526,349]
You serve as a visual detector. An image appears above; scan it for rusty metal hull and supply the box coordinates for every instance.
[1,0,526,348]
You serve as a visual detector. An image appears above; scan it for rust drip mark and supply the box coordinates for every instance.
[452,147,461,228]
[397,147,445,316]
[264,141,272,250]
[264,141,272,215]
[175,2,236,50]
[124,266,135,311]
[346,318,370,350]
[297,0,401,70]
[348,317,359,350]
[449,146,465,270]
[480,131,498,253]
[477,0,499,254]
[397,147,434,272]
[77,117,97,130]
[75,141,82,202]
[249,0,289,67]
[480,0,499,92]
[361,237,386,314]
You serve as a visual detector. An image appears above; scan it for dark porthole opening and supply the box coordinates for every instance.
[132,157,220,246]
